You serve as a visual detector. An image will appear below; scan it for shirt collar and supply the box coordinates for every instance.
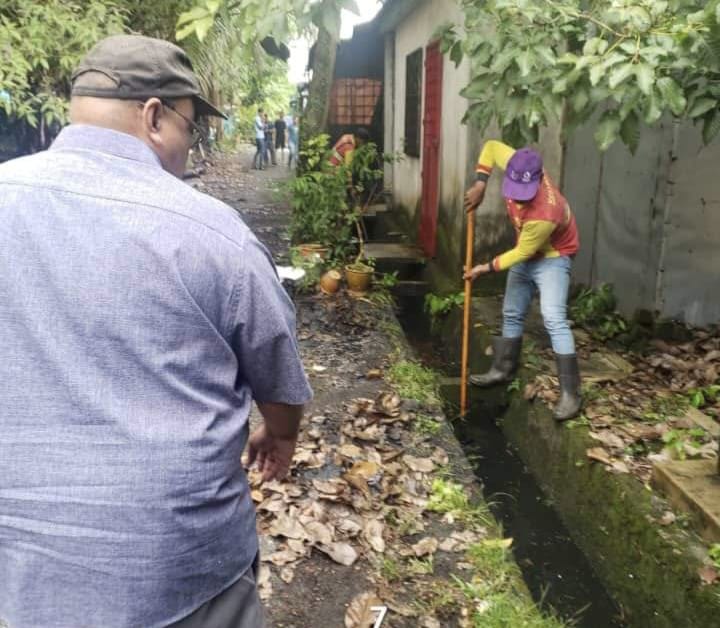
[50,124,162,168]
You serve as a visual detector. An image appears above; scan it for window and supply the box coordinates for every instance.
[404,48,422,157]
[329,79,382,126]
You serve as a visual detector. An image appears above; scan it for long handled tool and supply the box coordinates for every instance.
[460,209,474,418]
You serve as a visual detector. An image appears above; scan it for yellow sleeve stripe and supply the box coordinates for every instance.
[476,140,516,174]
[492,220,556,271]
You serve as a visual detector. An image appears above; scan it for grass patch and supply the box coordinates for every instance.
[455,542,567,628]
[426,479,493,527]
[414,413,442,436]
[380,556,403,582]
[387,359,440,406]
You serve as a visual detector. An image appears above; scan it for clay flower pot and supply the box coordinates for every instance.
[319,270,342,295]
[344,263,373,294]
[298,243,329,260]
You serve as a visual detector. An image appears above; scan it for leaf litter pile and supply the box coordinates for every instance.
[523,328,720,482]
[249,295,538,628]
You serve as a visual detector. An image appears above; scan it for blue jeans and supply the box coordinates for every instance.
[502,256,576,355]
[253,138,265,169]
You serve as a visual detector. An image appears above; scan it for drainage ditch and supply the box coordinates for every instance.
[394,293,626,628]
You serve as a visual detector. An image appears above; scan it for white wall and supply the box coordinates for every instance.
[388,0,470,221]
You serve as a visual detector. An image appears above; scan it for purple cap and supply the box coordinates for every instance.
[502,148,543,201]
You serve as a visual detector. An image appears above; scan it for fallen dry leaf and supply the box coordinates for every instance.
[586,447,613,466]
[658,511,676,526]
[365,369,383,380]
[376,391,402,417]
[268,515,307,541]
[265,549,299,566]
[305,521,334,546]
[279,566,295,584]
[589,430,626,450]
[363,519,386,553]
[698,565,719,585]
[312,479,346,495]
[317,542,359,566]
[345,591,382,628]
[403,455,435,473]
[412,536,438,557]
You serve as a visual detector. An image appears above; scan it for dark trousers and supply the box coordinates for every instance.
[168,557,264,628]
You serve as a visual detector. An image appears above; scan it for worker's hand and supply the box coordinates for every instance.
[464,263,491,281]
[246,424,298,482]
[464,181,486,213]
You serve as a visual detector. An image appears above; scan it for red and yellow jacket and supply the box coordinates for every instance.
[329,134,356,167]
[476,140,580,271]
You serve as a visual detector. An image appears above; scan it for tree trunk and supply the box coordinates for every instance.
[299,1,340,171]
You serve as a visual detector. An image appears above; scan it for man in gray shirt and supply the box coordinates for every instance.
[0,35,312,628]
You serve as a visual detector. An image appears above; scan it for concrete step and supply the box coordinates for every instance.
[361,203,390,218]
[652,459,720,543]
[362,242,425,265]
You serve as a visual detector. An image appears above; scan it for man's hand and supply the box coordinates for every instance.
[463,263,492,282]
[464,180,486,213]
[246,424,298,482]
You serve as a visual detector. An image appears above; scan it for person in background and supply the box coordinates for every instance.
[0,34,312,628]
[463,140,582,421]
[287,115,299,169]
[329,127,369,168]
[253,107,265,170]
[263,113,276,167]
[274,112,286,160]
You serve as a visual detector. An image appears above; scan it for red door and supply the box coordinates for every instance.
[418,41,443,257]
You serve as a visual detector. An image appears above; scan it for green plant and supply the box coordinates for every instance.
[288,246,324,293]
[523,338,544,370]
[507,378,521,393]
[661,427,709,459]
[387,360,440,406]
[0,1,126,149]
[438,0,720,152]
[376,271,399,289]
[380,556,403,582]
[709,544,720,569]
[687,385,720,409]
[453,542,566,628]
[415,413,442,436]
[424,292,465,330]
[284,134,359,265]
[570,284,628,341]
[427,479,493,526]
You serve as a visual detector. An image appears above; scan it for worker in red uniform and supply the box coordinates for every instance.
[329,127,370,168]
[463,140,582,421]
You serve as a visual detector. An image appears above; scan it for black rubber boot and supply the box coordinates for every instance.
[553,354,582,421]
[469,337,523,387]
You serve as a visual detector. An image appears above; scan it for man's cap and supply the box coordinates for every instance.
[71,35,226,119]
[503,148,543,201]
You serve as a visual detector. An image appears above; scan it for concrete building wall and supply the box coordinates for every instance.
[386,0,470,263]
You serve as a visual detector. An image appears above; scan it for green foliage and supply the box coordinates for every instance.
[0,1,126,133]
[709,544,720,570]
[687,385,720,409]
[376,271,399,289]
[427,479,493,526]
[424,292,465,319]
[439,0,720,150]
[284,134,358,265]
[570,283,628,340]
[176,0,356,45]
[387,360,440,406]
[661,427,710,460]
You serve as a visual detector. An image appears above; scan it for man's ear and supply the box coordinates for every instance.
[142,98,163,135]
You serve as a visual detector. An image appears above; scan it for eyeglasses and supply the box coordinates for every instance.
[160,99,206,149]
